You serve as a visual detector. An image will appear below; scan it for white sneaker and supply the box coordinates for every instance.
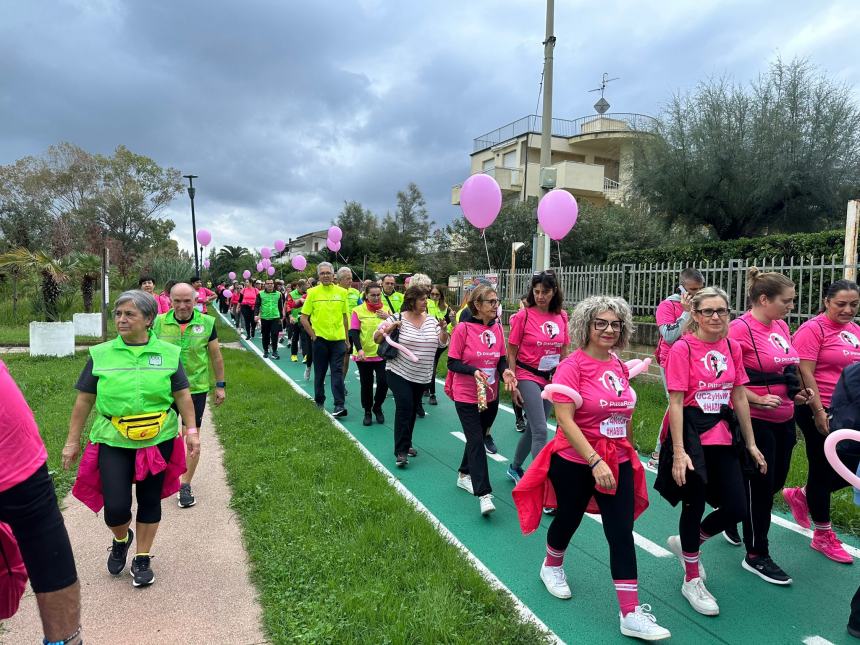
[304,366,311,380]
[539,563,571,599]
[479,494,495,515]
[681,577,719,616]
[666,535,706,582]
[457,473,474,494]
[619,604,671,641]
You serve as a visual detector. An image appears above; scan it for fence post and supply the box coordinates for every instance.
[622,264,635,311]
[728,259,744,313]
[844,200,860,281]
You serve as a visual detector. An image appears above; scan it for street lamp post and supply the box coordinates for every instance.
[183,174,200,278]
[533,0,555,272]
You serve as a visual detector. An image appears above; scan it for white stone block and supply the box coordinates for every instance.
[73,313,102,337]
[29,322,75,357]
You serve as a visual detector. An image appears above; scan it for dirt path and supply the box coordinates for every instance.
[3,405,267,644]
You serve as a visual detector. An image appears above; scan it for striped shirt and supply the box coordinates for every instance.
[385,313,445,383]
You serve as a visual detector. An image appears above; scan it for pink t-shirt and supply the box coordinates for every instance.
[793,314,860,407]
[156,293,171,314]
[728,313,799,423]
[508,307,569,386]
[655,298,686,367]
[0,360,48,492]
[196,286,214,313]
[230,289,241,305]
[551,350,635,464]
[445,320,506,404]
[240,287,259,306]
[666,335,748,445]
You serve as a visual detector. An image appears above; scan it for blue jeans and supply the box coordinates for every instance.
[313,337,347,408]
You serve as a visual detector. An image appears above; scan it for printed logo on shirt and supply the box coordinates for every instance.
[701,350,728,378]
[193,325,205,334]
[599,370,625,396]
[148,355,162,366]
[769,333,791,354]
[479,329,497,349]
[541,321,560,339]
[840,331,860,349]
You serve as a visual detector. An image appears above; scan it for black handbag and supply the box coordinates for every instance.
[377,313,401,360]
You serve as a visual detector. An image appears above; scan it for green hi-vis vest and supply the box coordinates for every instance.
[382,290,403,313]
[347,287,361,314]
[259,290,281,320]
[352,303,388,359]
[289,289,304,322]
[88,333,182,449]
[152,309,215,394]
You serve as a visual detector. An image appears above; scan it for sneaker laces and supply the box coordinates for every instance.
[823,531,844,548]
[690,578,713,601]
[631,604,658,625]
[548,565,567,587]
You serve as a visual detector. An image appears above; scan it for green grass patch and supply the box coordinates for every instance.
[214,313,241,343]
[212,348,550,644]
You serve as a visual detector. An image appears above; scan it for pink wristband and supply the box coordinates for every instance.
[185,427,199,435]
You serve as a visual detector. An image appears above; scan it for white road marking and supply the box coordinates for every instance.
[585,513,673,558]
[450,431,508,462]
[803,636,836,645]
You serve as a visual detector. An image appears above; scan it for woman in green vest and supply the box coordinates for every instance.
[62,290,198,588]
[349,282,391,426]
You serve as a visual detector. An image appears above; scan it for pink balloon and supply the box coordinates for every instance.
[327,238,341,252]
[824,430,860,489]
[267,266,276,276]
[291,255,307,271]
[328,226,343,242]
[243,270,251,280]
[625,357,652,379]
[196,229,212,246]
[274,239,286,253]
[256,262,264,272]
[537,189,579,240]
[541,383,583,408]
[203,259,210,269]
[222,289,233,299]
[228,271,236,281]
[260,246,271,259]
[261,258,271,269]
[460,173,502,230]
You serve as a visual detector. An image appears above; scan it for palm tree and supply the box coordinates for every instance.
[214,245,253,280]
[0,248,70,321]
[69,252,102,313]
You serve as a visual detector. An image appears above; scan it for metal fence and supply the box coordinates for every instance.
[456,256,855,327]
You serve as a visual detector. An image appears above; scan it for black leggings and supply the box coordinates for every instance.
[455,399,499,497]
[428,346,446,395]
[357,360,388,412]
[0,463,78,594]
[679,445,747,553]
[260,318,281,353]
[742,417,796,556]
[796,404,860,524]
[240,304,255,338]
[547,455,636,580]
[387,370,425,456]
[98,439,174,527]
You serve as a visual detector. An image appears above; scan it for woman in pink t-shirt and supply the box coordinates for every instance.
[506,270,569,483]
[728,268,813,584]
[445,285,519,516]
[657,287,765,618]
[784,279,860,564]
[239,281,259,338]
[534,295,669,640]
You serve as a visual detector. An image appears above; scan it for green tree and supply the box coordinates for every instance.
[632,57,860,239]
[446,200,537,270]
[0,248,70,321]
[334,200,380,263]
[380,182,433,259]
[69,251,102,313]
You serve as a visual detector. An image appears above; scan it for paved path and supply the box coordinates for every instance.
[3,405,267,645]
[231,316,859,645]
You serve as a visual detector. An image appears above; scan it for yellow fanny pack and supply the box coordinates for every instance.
[107,411,169,441]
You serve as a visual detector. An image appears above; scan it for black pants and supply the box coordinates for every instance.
[219,296,229,314]
[547,455,636,580]
[0,462,78,594]
[797,404,860,524]
[428,346,446,395]
[292,325,312,364]
[514,401,525,423]
[240,304,255,338]
[455,399,499,496]
[387,370,425,456]
[679,445,747,553]
[312,338,346,407]
[260,318,281,353]
[742,418,796,556]
[851,585,860,631]
[357,360,388,413]
[98,439,174,527]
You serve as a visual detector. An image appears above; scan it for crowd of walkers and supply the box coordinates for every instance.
[6,261,860,643]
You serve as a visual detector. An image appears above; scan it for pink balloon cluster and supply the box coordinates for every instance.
[261,247,271,259]
[326,225,342,253]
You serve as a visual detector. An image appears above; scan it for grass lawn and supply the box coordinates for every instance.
[213,313,241,343]
[211,347,550,644]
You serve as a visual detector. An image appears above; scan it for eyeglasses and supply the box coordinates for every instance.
[696,308,730,318]
[592,319,623,332]
[480,298,499,306]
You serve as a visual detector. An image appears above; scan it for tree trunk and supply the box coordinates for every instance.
[11,272,18,319]
[42,271,60,322]
[82,277,94,313]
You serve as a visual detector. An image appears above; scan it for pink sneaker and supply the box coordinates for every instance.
[811,530,853,564]
[782,487,811,529]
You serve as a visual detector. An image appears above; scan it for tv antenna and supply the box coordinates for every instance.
[589,72,619,114]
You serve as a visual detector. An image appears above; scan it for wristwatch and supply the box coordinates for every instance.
[216,381,226,388]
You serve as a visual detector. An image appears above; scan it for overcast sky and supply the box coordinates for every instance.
[2,0,858,254]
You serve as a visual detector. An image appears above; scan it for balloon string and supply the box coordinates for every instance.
[556,240,562,271]
[482,229,492,269]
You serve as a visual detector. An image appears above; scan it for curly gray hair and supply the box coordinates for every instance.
[410,273,432,290]
[568,295,634,351]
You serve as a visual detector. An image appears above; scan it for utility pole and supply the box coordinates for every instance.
[183,174,200,278]
[534,0,555,272]
[844,200,860,281]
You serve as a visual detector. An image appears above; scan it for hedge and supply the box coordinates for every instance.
[607,230,845,264]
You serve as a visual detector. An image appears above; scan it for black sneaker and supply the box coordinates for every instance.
[373,408,385,424]
[363,412,372,426]
[515,418,527,433]
[407,447,418,457]
[395,454,408,468]
[742,554,792,585]
[416,404,426,418]
[484,434,498,455]
[848,623,860,638]
[332,407,348,418]
[178,483,196,508]
[272,353,281,360]
[723,526,742,546]
[428,394,438,406]
[130,554,155,587]
[263,351,269,359]
[107,528,134,575]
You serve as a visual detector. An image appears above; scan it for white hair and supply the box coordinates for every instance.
[317,262,334,275]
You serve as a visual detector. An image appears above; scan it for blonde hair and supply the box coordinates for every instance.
[683,286,730,336]
[410,273,432,291]
[747,267,794,306]
[568,296,633,351]
[468,285,498,316]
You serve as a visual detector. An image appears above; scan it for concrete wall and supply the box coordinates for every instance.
[30,322,75,357]
[73,313,102,337]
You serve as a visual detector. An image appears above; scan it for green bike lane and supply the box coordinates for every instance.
[229,321,857,644]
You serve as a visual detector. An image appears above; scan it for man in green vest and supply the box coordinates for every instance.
[255,278,285,360]
[381,274,403,313]
[337,267,361,391]
[152,282,226,509]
